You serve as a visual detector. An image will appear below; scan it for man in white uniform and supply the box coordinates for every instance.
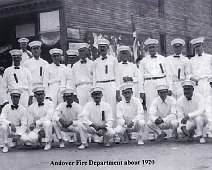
[147,84,178,141]
[0,89,28,153]
[93,39,121,117]
[167,38,191,99]
[176,80,206,143]
[43,48,66,108]
[205,77,212,136]
[139,38,172,111]
[18,38,32,65]
[189,37,212,98]
[81,86,115,149]
[23,41,49,89]
[115,83,145,145]
[27,86,54,150]
[3,49,33,107]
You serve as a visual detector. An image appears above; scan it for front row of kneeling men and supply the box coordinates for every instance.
[0,78,211,153]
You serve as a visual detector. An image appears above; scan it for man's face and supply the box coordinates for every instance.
[20,43,28,51]
[65,94,74,104]
[183,86,194,99]
[98,45,108,56]
[122,89,133,102]
[173,43,183,55]
[12,55,22,66]
[158,90,168,101]
[91,91,103,103]
[34,91,45,103]
[31,46,41,58]
[11,94,20,105]
[120,50,131,62]
[79,48,89,60]
[147,45,157,56]
[51,53,61,64]
[193,43,203,55]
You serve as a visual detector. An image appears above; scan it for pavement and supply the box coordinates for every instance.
[1,138,212,170]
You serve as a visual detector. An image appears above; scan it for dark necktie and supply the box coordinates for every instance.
[11,105,19,110]
[174,55,180,58]
[151,55,157,58]
[122,62,128,64]
[126,101,130,103]
[14,66,20,69]
[186,97,192,101]
[38,103,44,107]
[96,102,100,106]
[56,64,60,66]
[66,104,72,108]
[198,54,202,57]
[102,56,107,60]
[80,60,87,64]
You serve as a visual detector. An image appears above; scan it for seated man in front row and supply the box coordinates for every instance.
[52,88,85,149]
[177,80,206,143]
[0,89,28,153]
[114,83,145,145]
[27,86,54,151]
[147,84,178,141]
[80,86,115,149]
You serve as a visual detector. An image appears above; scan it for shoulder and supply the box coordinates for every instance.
[177,96,184,104]
[167,96,176,103]
[55,102,65,110]
[44,99,54,106]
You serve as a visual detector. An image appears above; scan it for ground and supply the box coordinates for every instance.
[0,138,212,170]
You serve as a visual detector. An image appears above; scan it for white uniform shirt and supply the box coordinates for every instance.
[149,96,177,122]
[176,93,205,119]
[23,57,48,86]
[116,97,144,126]
[20,50,32,65]
[1,104,27,130]
[118,62,144,93]
[139,53,172,90]
[205,96,212,123]
[53,102,82,126]
[167,54,191,81]
[0,76,7,104]
[93,55,120,89]
[82,101,114,127]
[3,66,33,95]
[27,99,54,126]
[190,52,212,80]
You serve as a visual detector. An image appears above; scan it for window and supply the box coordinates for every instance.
[159,33,166,56]
[158,0,165,15]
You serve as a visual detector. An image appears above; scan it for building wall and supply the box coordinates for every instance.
[64,0,212,56]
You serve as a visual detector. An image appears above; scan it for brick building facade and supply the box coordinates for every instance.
[0,0,212,67]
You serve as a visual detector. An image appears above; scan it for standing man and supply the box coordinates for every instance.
[43,48,66,108]
[71,43,94,107]
[176,80,206,143]
[66,49,79,69]
[23,41,49,88]
[0,89,28,153]
[52,88,85,148]
[117,45,144,100]
[147,85,178,141]
[189,37,212,98]
[3,49,33,107]
[115,83,145,145]
[27,86,54,151]
[18,38,32,65]
[93,38,121,116]
[81,86,115,148]
[167,38,191,99]
[139,38,172,111]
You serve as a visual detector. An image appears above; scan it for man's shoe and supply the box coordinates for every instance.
[200,137,206,144]
[104,143,111,147]
[3,146,8,153]
[148,133,156,141]
[59,142,65,148]
[137,139,144,145]
[44,143,51,151]
[79,143,88,150]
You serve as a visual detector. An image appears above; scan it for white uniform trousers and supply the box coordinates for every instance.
[194,78,211,98]
[53,121,84,143]
[177,116,207,137]
[47,82,63,108]
[147,119,178,135]
[114,120,145,140]
[81,124,115,144]
[76,83,92,107]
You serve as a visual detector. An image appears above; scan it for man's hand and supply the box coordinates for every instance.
[90,123,100,131]
[65,120,73,128]
[123,76,133,82]
[181,115,189,124]
[155,117,164,125]
[10,123,16,133]
[28,96,33,106]
[96,128,107,136]
[127,122,134,128]
[29,123,36,131]
[59,118,67,128]
[116,90,122,102]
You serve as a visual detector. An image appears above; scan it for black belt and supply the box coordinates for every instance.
[97,80,115,83]
[144,76,166,80]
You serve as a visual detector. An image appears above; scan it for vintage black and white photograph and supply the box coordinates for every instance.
[0,0,212,170]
